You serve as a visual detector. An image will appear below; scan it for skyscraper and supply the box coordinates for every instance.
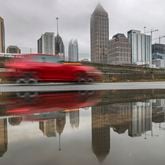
[55,34,65,58]
[90,4,109,64]
[37,32,55,54]
[0,17,5,53]
[68,39,79,62]
[55,17,65,60]
[108,33,131,65]
[128,30,152,66]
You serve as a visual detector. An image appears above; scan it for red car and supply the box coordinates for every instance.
[4,54,102,84]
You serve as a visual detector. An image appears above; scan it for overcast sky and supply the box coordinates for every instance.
[0,0,165,59]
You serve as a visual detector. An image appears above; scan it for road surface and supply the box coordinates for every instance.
[1,82,165,92]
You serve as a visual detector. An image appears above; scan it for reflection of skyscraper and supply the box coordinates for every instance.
[152,99,165,123]
[69,110,79,128]
[108,103,132,134]
[39,119,56,137]
[68,39,79,62]
[0,119,7,157]
[92,105,110,162]
[90,4,109,64]
[56,113,66,151]
[0,17,5,53]
[128,101,152,137]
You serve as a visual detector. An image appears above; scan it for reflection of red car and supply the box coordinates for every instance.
[4,91,102,115]
[4,54,102,83]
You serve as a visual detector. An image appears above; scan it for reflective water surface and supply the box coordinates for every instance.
[0,90,165,165]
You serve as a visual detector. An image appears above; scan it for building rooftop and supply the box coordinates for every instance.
[92,3,108,16]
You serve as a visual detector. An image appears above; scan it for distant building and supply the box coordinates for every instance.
[90,4,109,64]
[0,17,5,53]
[68,39,79,61]
[6,45,21,53]
[152,43,165,54]
[108,34,131,65]
[37,37,42,53]
[152,44,165,68]
[152,58,165,68]
[128,30,152,66]
[55,34,65,59]
[37,32,55,54]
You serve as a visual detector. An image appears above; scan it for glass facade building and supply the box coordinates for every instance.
[128,30,152,66]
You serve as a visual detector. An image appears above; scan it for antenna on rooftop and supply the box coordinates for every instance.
[56,17,59,35]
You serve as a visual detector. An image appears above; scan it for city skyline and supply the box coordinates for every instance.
[0,0,165,59]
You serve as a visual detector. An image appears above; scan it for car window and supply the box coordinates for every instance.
[31,55,63,63]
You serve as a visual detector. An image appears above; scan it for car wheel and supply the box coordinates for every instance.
[27,78,38,84]
[16,78,27,84]
[76,73,87,83]
[87,77,95,83]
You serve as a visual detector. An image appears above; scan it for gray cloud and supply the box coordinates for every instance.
[0,0,165,59]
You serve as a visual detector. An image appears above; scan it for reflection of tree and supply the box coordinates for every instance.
[92,105,110,162]
[0,119,7,157]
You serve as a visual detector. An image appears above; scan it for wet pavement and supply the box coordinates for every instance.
[0,90,165,165]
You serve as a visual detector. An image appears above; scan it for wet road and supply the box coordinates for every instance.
[1,81,165,92]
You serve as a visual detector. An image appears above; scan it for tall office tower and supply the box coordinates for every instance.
[0,119,7,157]
[55,17,65,60]
[108,34,131,65]
[37,32,55,54]
[68,39,79,62]
[0,17,5,53]
[90,4,109,64]
[128,30,152,66]
[55,34,65,58]
[6,45,21,53]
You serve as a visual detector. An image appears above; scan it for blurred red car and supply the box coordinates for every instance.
[2,91,103,116]
[4,54,102,84]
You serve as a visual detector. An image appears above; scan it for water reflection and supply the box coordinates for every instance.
[0,119,7,157]
[0,90,165,164]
